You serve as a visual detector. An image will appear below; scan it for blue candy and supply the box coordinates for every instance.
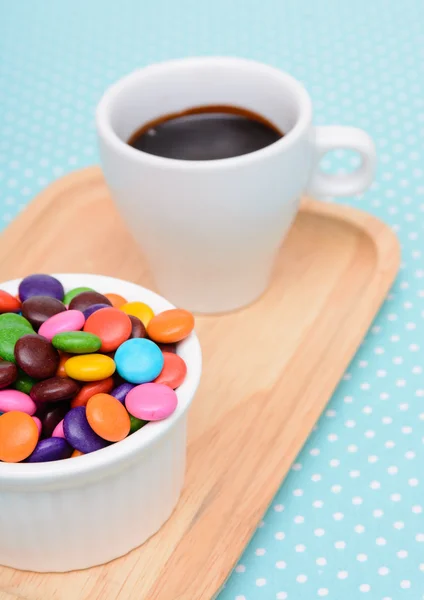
[114,338,164,384]
[111,382,135,404]
[19,274,64,302]
[26,437,73,462]
[82,303,110,320]
[63,406,108,453]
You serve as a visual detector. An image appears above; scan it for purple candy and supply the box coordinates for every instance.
[19,274,64,302]
[111,382,135,404]
[82,303,111,320]
[63,406,108,453]
[26,437,72,462]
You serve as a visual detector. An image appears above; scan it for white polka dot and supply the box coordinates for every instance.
[412,505,422,514]
[370,480,381,490]
[327,433,338,442]
[365,430,375,438]
[352,496,363,505]
[388,466,398,475]
[393,521,404,530]
[357,553,368,562]
[359,584,371,592]
[355,525,365,534]
[310,448,320,456]
[376,537,386,546]
[382,416,392,424]
[296,574,307,583]
[391,493,402,502]
[235,596,246,600]
[313,500,324,508]
[397,550,408,558]
[294,516,304,524]
[415,533,424,542]
[316,557,327,566]
[311,474,321,482]
[385,440,396,448]
[368,455,378,464]
[274,504,284,512]
[338,570,348,579]
[326,409,336,417]
[318,589,328,597]
[378,567,390,576]
[276,593,287,600]
[350,470,361,479]
[255,548,266,556]
[256,578,266,587]
[329,459,340,467]
[292,462,302,471]
[335,541,346,549]
[314,528,325,537]
[332,484,342,493]
[400,580,411,589]
[409,478,419,487]
[373,509,384,518]
[276,561,287,569]
[295,544,305,553]
[235,564,246,573]
[293,488,304,496]
[275,532,285,540]
[345,419,356,428]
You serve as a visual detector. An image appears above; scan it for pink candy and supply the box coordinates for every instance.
[0,390,36,415]
[52,419,65,438]
[32,416,42,436]
[125,383,177,421]
[38,310,85,341]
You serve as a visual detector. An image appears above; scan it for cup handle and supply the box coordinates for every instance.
[306,126,377,197]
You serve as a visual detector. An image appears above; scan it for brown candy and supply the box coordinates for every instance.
[69,291,112,313]
[15,334,59,379]
[40,402,69,438]
[0,361,18,389]
[129,315,147,339]
[30,376,80,404]
[21,295,66,330]
[156,342,177,354]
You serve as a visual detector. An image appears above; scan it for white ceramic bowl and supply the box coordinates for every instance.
[0,274,202,572]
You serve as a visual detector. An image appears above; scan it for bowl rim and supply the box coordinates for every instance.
[0,274,202,488]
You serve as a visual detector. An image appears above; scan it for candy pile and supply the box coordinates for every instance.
[0,274,194,463]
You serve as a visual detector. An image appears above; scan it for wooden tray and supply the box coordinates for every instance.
[0,167,399,600]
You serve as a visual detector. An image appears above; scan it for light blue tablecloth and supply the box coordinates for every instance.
[1,1,423,598]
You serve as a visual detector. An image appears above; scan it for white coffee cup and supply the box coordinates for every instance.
[96,57,376,313]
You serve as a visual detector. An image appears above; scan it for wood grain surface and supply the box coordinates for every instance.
[0,167,400,600]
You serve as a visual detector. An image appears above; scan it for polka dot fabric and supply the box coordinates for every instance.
[1,0,423,597]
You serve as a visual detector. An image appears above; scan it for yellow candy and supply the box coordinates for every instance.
[64,354,116,382]
[120,301,154,326]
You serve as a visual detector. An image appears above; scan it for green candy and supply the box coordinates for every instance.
[0,326,32,362]
[63,287,94,305]
[0,312,33,330]
[52,331,102,354]
[129,414,147,434]
[14,369,37,394]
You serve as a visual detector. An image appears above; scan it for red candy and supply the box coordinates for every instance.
[84,307,132,352]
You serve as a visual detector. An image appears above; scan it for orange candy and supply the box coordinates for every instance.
[84,307,132,352]
[104,293,128,309]
[56,352,72,378]
[0,411,39,462]
[154,352,187,389]
[71,376,114,408]
[71,449,84,458]
[86,393,130,442]
[147,309,195,343]
[0,290,21,314]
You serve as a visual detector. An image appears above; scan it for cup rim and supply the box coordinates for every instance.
[0,274,202,488]
[96,56,313,171]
